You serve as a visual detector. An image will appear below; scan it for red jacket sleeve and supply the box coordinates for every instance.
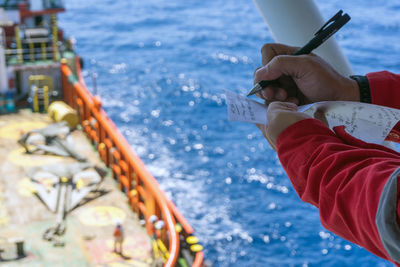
[367,71,400,109]
[367,70,400,154]
[276,118,400,265]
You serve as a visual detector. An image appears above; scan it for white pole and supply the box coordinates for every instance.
[0,43,8,93]
[253,0,353,76]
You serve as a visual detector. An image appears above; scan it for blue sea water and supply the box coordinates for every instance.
[59,0,400,266]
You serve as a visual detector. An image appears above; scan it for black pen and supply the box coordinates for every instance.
[247,10,351,97]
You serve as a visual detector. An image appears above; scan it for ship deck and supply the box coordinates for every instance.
[0,110,152,266]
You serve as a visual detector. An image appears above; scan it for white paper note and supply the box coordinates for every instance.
[225,90,268,124]
[225,90,400,145]
[301,101,400,144]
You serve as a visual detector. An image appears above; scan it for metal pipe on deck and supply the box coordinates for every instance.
[29,42,35,62]
[51,14,59,61]
[41,42,47,60]
[15,26,23,64]
[253,0,353,76]
[0,43,7,93]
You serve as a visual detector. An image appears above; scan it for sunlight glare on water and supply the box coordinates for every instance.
[60,0,400,266]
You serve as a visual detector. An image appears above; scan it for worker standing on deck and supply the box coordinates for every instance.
[254,43,400,266]
[113,220,124,255]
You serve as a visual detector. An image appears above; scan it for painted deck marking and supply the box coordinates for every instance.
[8,147,63,166]
[0,121,47,140]
[17,177,37,197]
[79,206,126,226]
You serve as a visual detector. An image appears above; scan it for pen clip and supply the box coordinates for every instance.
[314,10,344,36]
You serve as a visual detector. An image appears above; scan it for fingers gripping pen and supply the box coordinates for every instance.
[247,10,350,97]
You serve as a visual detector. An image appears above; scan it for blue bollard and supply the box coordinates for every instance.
[0,93,5,114]
[5,91,15,113]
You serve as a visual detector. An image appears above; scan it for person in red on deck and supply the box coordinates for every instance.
[254,43,400,266]
[113,220,125,254]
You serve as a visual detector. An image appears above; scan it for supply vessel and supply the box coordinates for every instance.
[0,1,204,266]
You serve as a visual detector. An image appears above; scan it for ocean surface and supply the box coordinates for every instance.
[59,1,400,266]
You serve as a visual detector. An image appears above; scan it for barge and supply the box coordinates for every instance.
[0,1,204,266]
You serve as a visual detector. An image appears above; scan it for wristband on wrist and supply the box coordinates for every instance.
[349,75,371,103]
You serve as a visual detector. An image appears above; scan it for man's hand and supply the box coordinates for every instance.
[254,43,360,105]
[257,102,310,150]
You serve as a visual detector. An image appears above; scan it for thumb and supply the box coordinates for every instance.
[255,55,308,82]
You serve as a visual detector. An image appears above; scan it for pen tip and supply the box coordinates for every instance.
[247,84,261,97]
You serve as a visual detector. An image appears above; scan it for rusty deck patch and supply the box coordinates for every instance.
[0,110,152,266]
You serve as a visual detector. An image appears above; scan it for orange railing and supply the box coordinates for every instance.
[60,59,204,266]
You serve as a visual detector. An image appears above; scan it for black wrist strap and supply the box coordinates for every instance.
[349,75,371,103]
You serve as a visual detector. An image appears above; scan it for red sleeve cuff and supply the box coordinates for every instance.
[276,118,336,150]
[366,71,400,109]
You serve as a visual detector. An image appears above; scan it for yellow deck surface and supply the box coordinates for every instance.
[0,110,152,266]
